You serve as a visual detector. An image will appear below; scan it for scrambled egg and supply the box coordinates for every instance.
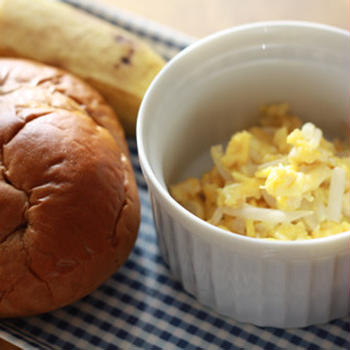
[170,104,350,240]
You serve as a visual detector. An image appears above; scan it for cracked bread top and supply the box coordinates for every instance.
[0,58,140,317]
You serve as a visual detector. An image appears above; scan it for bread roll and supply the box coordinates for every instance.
[0,58,140,317]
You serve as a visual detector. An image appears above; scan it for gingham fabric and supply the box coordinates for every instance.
[0,1,349,349]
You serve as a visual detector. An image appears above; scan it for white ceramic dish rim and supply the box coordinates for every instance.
[137,20,350,252]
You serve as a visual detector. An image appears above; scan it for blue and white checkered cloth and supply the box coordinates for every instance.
[0,1,349,349]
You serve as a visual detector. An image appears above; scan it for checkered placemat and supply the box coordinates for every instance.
[1,1,349,349]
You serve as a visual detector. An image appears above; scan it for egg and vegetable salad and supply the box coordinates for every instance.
[170,104,350,240]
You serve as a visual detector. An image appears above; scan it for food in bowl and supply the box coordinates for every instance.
[170,104,349,240]
[138,22,350,327]
[0,58,140,317]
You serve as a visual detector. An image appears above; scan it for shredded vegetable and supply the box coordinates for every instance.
[222,204,313,224]
[327,167,346,222]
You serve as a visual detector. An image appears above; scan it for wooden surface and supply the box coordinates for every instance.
[0,0,348,349]
[0,338,20,350]
[100,0,349,37]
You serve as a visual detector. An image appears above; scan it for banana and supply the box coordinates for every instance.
[0,0,165,135]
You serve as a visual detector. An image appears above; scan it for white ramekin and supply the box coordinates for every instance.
[137,21,350,328]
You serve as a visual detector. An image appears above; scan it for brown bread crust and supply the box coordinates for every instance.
[0,58,140,317]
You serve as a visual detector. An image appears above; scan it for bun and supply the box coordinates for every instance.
[0,58,140,317]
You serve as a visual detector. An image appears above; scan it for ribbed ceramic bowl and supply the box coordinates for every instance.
[137,21,350,328]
